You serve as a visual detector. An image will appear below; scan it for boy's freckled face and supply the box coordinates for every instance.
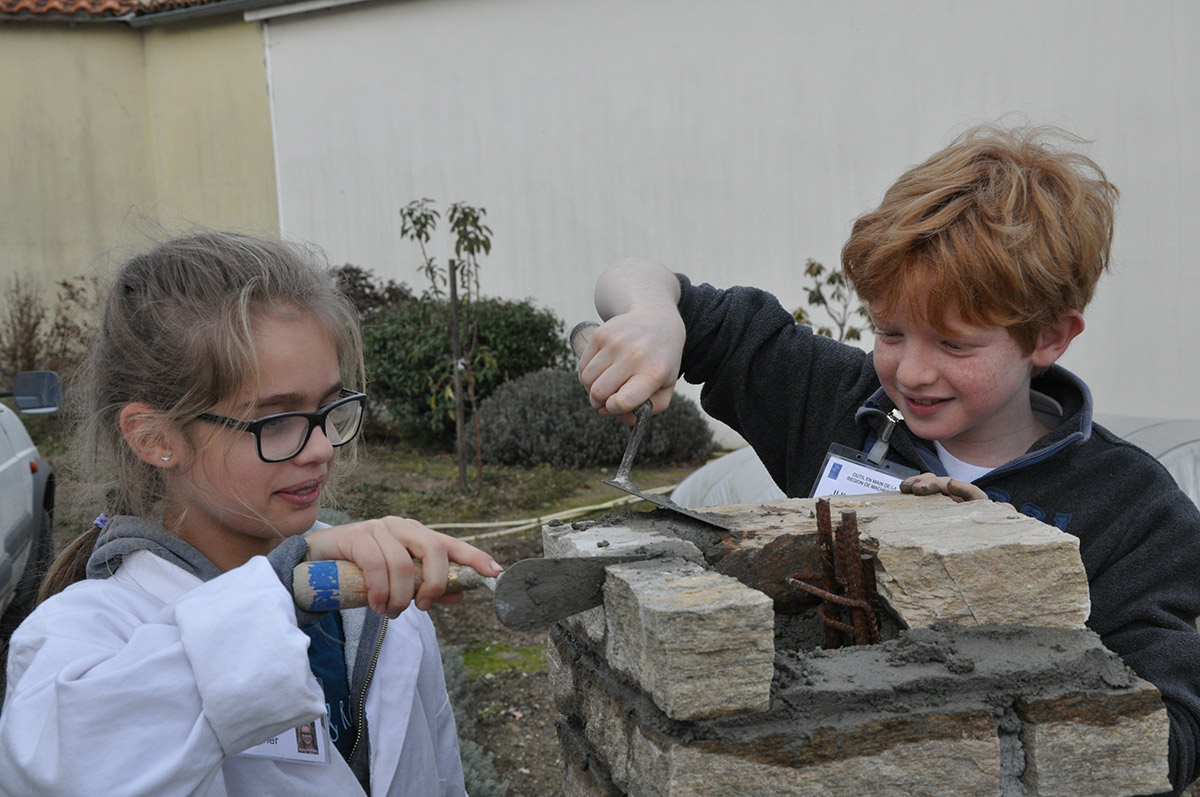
[870,302,1043,466]
[166,311,342,569]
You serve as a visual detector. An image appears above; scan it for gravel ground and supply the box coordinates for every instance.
[429,531,563,797]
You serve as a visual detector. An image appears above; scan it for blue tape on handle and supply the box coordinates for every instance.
[304,560,342,612]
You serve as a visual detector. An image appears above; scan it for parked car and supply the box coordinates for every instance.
[672,413,1200,509]
[0,371,60,637]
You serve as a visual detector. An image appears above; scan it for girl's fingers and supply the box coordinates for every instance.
[373,522,421,616]
[403,528,453,614]
[305,518,503,617]
[443,537,504,579]
[397,529,503,613]
[335,519,415,617]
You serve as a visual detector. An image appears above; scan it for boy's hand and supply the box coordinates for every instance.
[577,312,685,423]
[585,258,686,423]
[304,519,503,618]
[899,474,989,503]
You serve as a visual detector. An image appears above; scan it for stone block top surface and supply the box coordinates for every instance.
[543,521,705,563]
[708,493,1092,630]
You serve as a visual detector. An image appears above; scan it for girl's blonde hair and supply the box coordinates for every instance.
[41,231,364,600]
[842,124,1118,353]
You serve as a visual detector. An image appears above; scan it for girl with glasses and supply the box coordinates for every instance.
[0,232,502,795]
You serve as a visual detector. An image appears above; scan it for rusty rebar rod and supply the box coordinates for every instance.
[814,499,842,649]
[785,576,874,609]
[789,501,882,648]
[839,511,879,645]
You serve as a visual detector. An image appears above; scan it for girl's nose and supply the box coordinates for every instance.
[294,424,335,464]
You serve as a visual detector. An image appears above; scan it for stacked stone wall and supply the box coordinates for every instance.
[545,494,1171,796]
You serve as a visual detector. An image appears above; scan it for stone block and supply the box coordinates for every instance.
[825,493,1091,630]
[562,604,609,648]
[577,660,640,783]
[602,559,774,720]
[1017,683,1172,795]
[623,719,1000,797]
[542,522,707,646]
[546,631,578,716]
[542,523,706,563]
[558,717,623,797]
[564,647,1000,797]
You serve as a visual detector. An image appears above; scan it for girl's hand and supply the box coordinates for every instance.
[304,518,503,617]
[899,473,989,503]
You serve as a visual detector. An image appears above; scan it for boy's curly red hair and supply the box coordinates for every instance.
[842,125,1118,353]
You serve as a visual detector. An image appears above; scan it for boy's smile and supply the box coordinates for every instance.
[870,303,1058,468]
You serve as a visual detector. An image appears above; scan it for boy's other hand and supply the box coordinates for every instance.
[305,519,503,617]
[899,473,989,503]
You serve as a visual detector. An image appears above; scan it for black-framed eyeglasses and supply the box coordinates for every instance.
[196,388,366,463]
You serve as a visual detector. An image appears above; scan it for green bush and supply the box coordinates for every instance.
[478,368,714,469]
[362,296,570,447]
[331,264,413,316]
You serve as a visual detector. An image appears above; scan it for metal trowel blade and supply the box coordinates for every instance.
[602,477,736,532]
[491,555,649,631]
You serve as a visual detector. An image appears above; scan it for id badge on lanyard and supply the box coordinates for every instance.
[810,442,919,498]
[238,716,331,765]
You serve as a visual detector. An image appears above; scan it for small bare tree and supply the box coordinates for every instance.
[792,259,871,342]
[0,274,99,383]
[399,198,493,494]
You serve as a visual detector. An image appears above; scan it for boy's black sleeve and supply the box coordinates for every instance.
[674,275,879,497]
[1077,450,1200,793]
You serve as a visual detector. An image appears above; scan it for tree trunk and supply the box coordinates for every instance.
[469,376,483,490]
[448,259,468,494]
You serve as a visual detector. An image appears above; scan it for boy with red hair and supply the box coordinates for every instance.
[580,126,1200,794]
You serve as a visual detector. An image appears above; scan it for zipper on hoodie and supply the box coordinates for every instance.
[867,409,904,465]
[348,616,387,766]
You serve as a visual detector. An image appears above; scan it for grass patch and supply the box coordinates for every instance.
[461,643,547,678]
[341,451,582,524]
[339,443,705,529]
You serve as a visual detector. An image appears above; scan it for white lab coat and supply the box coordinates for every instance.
[0,550,465,796]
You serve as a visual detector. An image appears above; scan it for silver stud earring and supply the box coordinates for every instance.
[160,453,172,463]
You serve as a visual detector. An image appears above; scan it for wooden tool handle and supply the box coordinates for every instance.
[293,560,487,612]
[569,320,599,359]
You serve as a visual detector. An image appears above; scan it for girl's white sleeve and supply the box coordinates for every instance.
[0,556,324,796]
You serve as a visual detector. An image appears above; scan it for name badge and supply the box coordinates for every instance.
[238,716,330,765]
[811,443,919,498]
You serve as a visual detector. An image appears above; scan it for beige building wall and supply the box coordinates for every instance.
[142,22,278,240]
[0,29,153,288]
[0,21,277,298]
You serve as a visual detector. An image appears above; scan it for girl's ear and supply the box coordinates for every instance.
[119,402,183,468]
[1030,310,1085,369]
